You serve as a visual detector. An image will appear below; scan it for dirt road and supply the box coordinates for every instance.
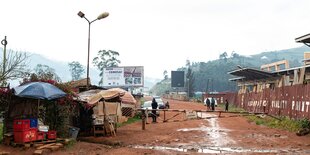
[1,99,310,154]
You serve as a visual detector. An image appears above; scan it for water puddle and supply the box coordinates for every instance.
[133,145,297,154]
[179,112,234,146]
[132,112,310,154]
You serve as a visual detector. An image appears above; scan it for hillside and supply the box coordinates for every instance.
[150,46,310,96]
[0,48,159,88]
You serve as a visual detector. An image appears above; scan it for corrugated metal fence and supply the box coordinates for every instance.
[206,84,310,119]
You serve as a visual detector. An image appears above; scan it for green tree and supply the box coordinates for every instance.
[92,50,121,85]
[163,70,168,80]
[219,52,228,62]
[33,64,61,82]
[68,61,85,81]
[186,66,195,98]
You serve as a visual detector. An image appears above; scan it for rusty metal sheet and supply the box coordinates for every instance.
[208,84,310,119]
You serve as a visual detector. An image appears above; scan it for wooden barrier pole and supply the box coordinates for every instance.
[146,109,149,124]
[142,110,146,130]
[163,110,166,122]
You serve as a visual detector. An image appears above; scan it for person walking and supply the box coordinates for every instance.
[225,99,229,112]
[205,98,211,110]
[165,101,170,109]
[211,97,215,111]
[151,98,158,123]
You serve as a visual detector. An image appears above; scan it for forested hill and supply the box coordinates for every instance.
[150,46,310,95]
[192,45,309,92]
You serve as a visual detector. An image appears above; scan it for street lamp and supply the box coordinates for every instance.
[77,11,109,90]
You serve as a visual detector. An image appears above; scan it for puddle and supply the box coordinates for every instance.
[179,112,234,146]
[133,145,294,154]
[133,112,310,154]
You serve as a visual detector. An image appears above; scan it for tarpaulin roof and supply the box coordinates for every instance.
[108,88,137,105]
[76,89,125,105]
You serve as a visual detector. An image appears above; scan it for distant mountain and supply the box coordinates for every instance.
[0,48,159,88]
[150,45,310,95]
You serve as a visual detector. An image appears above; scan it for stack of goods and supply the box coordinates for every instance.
[13,118,57,143]
[13,119,37,143]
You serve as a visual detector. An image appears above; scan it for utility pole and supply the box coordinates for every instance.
[1,36,8,86]
[206,78,210,93]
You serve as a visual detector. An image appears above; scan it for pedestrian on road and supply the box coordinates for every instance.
[211,97,215,111]
[151,98,158,123]
[225,99,229,112]
[165,101,170,109]
[205,98,211,110]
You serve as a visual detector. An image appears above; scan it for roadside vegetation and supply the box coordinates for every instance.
[246,115,310,132]
[117,115,141,128]
[218,103,245,112]
[0,123,3,142]
[218,103,310,132]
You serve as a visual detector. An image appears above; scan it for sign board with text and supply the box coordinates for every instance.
[102,66,144,87]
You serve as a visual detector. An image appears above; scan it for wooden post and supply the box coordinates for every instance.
[146,109,149,124]
[142,109,146,130]
[163,110,166,122]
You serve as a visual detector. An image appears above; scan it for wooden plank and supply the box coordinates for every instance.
[47,146,59,151]
[34,140,56,144]
[299,67,305,84]
[33,149,50,155]
[55,143,64,148]
[33,150,44,155]
[34,144,44,148]
[37,143,56,150]
[293,69,299,85]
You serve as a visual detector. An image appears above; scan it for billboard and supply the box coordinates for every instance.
[102,66,144,87]
[171,71,185,87]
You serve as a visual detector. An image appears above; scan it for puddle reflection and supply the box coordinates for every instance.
[133,145,286,154]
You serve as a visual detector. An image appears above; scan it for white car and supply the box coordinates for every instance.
[141,100,160,116]
[153,96,166,109]
[204,97,218,107]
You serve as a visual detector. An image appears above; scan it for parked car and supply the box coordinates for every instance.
[141,100,160,116]
[204,97,218,107]
[153,96,166,109]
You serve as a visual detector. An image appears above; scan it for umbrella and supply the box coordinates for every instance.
[13,82,66,100]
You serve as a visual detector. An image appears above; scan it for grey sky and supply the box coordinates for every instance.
[1,0,310,79]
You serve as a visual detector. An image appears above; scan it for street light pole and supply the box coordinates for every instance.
[78,11,109,90]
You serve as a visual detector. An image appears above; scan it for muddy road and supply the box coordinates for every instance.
[1,99,310,154]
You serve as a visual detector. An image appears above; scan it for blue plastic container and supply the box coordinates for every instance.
[29,118,38,128]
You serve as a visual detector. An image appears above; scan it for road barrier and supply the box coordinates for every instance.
[137,108,265,130]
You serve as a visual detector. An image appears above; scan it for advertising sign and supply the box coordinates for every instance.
[171,71,185,87]
[102,66,144,87]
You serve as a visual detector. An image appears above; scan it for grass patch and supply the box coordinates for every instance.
[246,115,309,132]
[218,103,309,132]
[0,123,3,142]
[64,139,77,149]
[117,115,141,128]
[218,103,245,112]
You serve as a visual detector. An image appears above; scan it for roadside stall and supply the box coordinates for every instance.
[108,88,137,120]
[3,82,67,144]
[74,89,125,136]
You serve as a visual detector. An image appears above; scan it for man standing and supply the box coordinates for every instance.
[151,98,158,123]
[225,99,229,112]
[211,97,215,111]
[205,98,211,110]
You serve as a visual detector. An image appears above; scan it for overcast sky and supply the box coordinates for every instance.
[1,0,310,79]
